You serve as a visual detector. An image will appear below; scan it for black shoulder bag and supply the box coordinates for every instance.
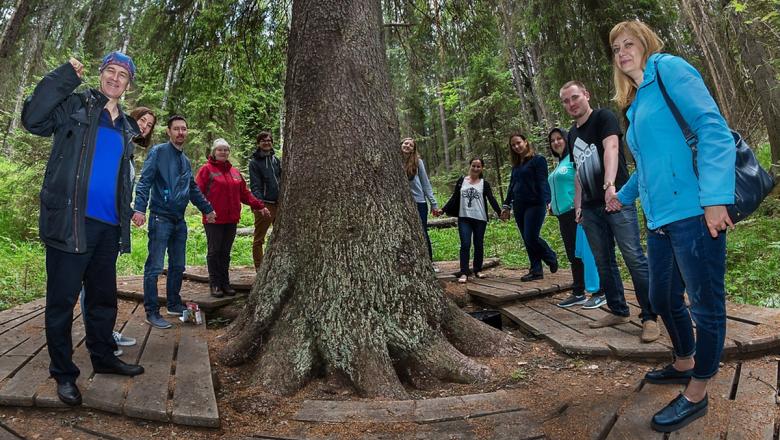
[656,72,775,223]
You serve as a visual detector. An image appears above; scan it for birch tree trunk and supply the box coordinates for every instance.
[218,0,521,398]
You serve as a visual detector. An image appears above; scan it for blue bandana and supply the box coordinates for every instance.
[99,51,136,80]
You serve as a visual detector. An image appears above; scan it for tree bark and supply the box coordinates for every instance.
[0,0,32,58]
[432,0,451,171]
[219,0,522,398]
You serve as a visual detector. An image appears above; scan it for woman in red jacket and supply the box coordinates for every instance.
[196,139,270,297]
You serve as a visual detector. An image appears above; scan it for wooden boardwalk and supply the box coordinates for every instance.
[466,269,574,305]
[473,275,780,360]
[0,299,219,428]
[601,356,779,439]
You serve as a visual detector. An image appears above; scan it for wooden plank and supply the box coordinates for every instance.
[179,265,256,291]
[669,363,736,439]
[117,275,242,312]
[82,303,149,414]
[468,284,525,306]
[520,301,612,356]
[726,359,778,440]
[0,312,46,356]
[0,298,46,327]
[123,325,178,422]
[0,348,51,406]
[294,399,415,423]
[0,356,29,383]
[606,382,679,440]
[171,330,220,427]
[726,302,780,326]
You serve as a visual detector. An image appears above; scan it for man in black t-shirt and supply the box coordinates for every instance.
[559,80,658,342]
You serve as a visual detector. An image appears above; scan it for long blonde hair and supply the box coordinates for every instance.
[609,20,664,110]
[401,137,419,178]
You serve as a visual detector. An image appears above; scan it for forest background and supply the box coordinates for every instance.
[0,0,778,310]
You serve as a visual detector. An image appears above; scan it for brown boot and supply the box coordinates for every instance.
[588,313,630,328]
[641,320,660,343]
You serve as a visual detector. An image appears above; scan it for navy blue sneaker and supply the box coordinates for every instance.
[145,312,172,329]
[651,393,708,432]
[166,303,186,316]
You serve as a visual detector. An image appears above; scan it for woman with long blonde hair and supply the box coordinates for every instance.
[607,19,735,433]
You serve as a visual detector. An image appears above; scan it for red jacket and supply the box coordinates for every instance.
[195,157,264,225]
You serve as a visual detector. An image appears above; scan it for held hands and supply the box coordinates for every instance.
[68,58,84,79]
[131,212,145,227]
[257,207,271,218]
[499,208,511,221]
[704,205,734,238]
[205,211,217,223]
[431,208,442,217]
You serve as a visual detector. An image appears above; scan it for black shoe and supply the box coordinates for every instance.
[222,284,236,296]
[210,285,224,298]
[644,364,694,384]
[520,272,543,282]
[548,258,559,274]
[57,381,82,406]
[93,357,145,377]
[651,393,708,432]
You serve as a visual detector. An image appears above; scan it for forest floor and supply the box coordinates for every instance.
[0,268,776,439]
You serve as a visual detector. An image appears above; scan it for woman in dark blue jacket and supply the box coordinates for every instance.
[608,20,735,433]
[501,133,558,281]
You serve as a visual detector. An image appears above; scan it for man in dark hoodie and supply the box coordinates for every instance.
[249,131,282,270]
[132,115,215,329]
[22,52,145,406]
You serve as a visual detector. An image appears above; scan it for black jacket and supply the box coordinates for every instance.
[22,62,139,254]
[442,177,502,219]
[248,149,281,204]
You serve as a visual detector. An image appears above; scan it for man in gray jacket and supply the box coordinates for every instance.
[132,115,215,329]
[22,53,145,406]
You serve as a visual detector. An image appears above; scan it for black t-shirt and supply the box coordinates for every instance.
[568,108,630,208]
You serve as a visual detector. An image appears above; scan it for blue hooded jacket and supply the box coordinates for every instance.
[616,53,735,229]
[133,141,213,220]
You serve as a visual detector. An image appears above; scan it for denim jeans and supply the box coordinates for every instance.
[581,204,655,321]
[143,214,188,315]
[647,215,727,379]
[513,202,557,274]
[416,202,433,259]
[458,217,487,275]
[46,219,119,383]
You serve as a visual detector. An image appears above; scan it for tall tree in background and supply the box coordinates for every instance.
[218,0,520,398]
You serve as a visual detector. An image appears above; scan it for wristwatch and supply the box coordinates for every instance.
[603,181,614,190]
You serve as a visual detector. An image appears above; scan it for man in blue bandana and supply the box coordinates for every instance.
[22,51,145,406]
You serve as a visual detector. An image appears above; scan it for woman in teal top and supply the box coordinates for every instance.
[547,128,600,308]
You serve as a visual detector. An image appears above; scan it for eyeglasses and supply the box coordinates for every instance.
[259,139,273,143]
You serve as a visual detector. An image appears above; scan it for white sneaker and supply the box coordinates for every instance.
[113,331,136,347]
[433,264,440,273]
[113,348,123,357]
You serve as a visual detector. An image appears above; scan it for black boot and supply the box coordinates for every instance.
[222,284,236,296]
[210,284,224,298]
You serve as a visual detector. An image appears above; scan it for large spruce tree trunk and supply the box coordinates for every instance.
[219,0,520,399]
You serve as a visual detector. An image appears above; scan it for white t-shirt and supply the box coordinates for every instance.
[459,178,487,221]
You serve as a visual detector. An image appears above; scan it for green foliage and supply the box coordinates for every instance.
[510,367,528,381]
[0,157,42,240]
[0,238,45,310]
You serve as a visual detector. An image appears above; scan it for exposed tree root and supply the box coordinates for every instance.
[254,310,316,395]
[440,301,526,357]
[349,343,408,399]
[404,336,492,384]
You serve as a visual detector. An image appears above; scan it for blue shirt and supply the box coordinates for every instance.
[85,110,123,224]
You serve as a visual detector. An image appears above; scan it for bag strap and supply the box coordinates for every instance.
[656,70,700,178]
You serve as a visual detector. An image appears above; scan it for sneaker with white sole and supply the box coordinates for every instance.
[145,312,172,329]
[557,294,587,308]
[166,303,186,316]
[113,348,123,357]
[458,274,468,283]
[112,331,136,347]
[582,294,607,309]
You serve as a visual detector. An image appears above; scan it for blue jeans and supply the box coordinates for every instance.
[458,217,487,275]
[513,202,556,274]
[647,215,727,379]
[581,204,655,321]
[143,214,188,315]
[416,202,433,259]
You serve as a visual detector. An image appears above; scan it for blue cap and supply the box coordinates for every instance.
[99,51,136,80]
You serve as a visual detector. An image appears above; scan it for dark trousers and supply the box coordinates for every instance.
[45,219,119,383]
[458,217,487,275]
[416,202,433,259]
[204,223,238,288]
[556,209,585,295]
[513,202,557,274]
